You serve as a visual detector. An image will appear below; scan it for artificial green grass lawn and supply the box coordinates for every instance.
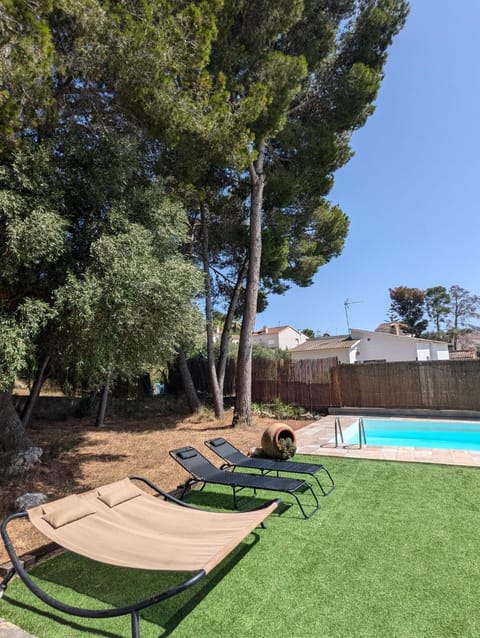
[2,456,479,637]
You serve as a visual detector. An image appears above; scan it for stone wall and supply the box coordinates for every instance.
[12,396,171,421]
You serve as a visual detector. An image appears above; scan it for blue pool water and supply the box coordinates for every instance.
[343,419,480,451]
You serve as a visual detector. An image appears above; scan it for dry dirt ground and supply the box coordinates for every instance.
[0,408,308,565]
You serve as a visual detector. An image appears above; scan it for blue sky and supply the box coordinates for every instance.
[256,1,480,336]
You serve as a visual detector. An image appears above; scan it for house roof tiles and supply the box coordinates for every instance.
[253,325,304,336]
[290,336,359,352]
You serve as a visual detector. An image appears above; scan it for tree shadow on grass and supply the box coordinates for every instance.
[3,595,120,638]
[72,452,130,464]
[4,535,260,637]
[185,486,293,518]
[175,424,234,433]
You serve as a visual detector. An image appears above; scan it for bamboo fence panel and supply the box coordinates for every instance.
[251,357,338,410]
[332,360,480,410]
[175,356,480,412]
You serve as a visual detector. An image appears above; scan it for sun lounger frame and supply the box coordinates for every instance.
[204,437,335,495]
[170,446,320,519]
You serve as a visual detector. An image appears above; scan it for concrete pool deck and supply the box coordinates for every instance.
[0,619,34,637]
[296,415,480,467]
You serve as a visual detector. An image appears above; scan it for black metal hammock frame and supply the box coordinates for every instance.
[0,476,278,638]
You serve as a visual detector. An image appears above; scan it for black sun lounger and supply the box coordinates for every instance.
[170,446,320,519]
[204,437,335,496]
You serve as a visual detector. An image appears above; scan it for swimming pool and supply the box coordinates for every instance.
[342,418,480,451]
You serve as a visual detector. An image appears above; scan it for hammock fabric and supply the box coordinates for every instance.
[1,476,279,638]
[28,478,277,574]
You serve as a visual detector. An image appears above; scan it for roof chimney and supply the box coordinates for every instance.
[390,323,401,336]
[263,325,268,334]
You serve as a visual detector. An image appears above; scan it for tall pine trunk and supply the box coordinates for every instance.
[200,201,224,419]
[233,143,265,426]
[217,259,247,396]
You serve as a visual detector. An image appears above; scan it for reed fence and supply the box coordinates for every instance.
[331,359,480,411]
[172,356,480,413]
[251,357,338,411]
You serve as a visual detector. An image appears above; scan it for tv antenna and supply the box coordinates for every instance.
[344,298,363,333]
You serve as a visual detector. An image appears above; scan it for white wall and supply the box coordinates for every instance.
[278,327,307,350]
[351,330,417,362]
[290,331,450,363]
[350,329,450,362]
[429,343,450,360]
[253,327,307,350]
[291,348,351,363]
[415,344,431,361]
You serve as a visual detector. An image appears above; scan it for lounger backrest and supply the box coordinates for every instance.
[170,446,220,480]
[205,438,247,465]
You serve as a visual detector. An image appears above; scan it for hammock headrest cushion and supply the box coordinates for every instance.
[97,479,142,508]
[42,495,97,529]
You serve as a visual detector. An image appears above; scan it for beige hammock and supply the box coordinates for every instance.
[27,477,278,574]
[2,477,279,638]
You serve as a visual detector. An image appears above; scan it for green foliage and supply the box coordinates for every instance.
[277,435,297,459]
[96,1,409,425]
[251,346,291,361]
[0,1,410,428]
[425,286,450,338]
[0,2,211,402]
[109,0,256,172]
[0,316,28,391]
[447,285,480,349]
[388,286,427,336]
[197,0,408,319]
[421,330,449,344]
[0,302,53,392]
[54,218,202,388]
[252,398,306,419]
[387,283,480,345]
[448,285,480,329]
[0,0,55,153]
[285,202,350,288]
[0,142,66,282]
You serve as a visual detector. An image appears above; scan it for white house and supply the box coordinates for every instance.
[252,325,308,350]
[289,328,450,363]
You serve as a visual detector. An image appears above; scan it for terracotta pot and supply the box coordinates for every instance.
[261,423,297,459]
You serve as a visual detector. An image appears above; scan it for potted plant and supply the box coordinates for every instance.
[261,423,297,459]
